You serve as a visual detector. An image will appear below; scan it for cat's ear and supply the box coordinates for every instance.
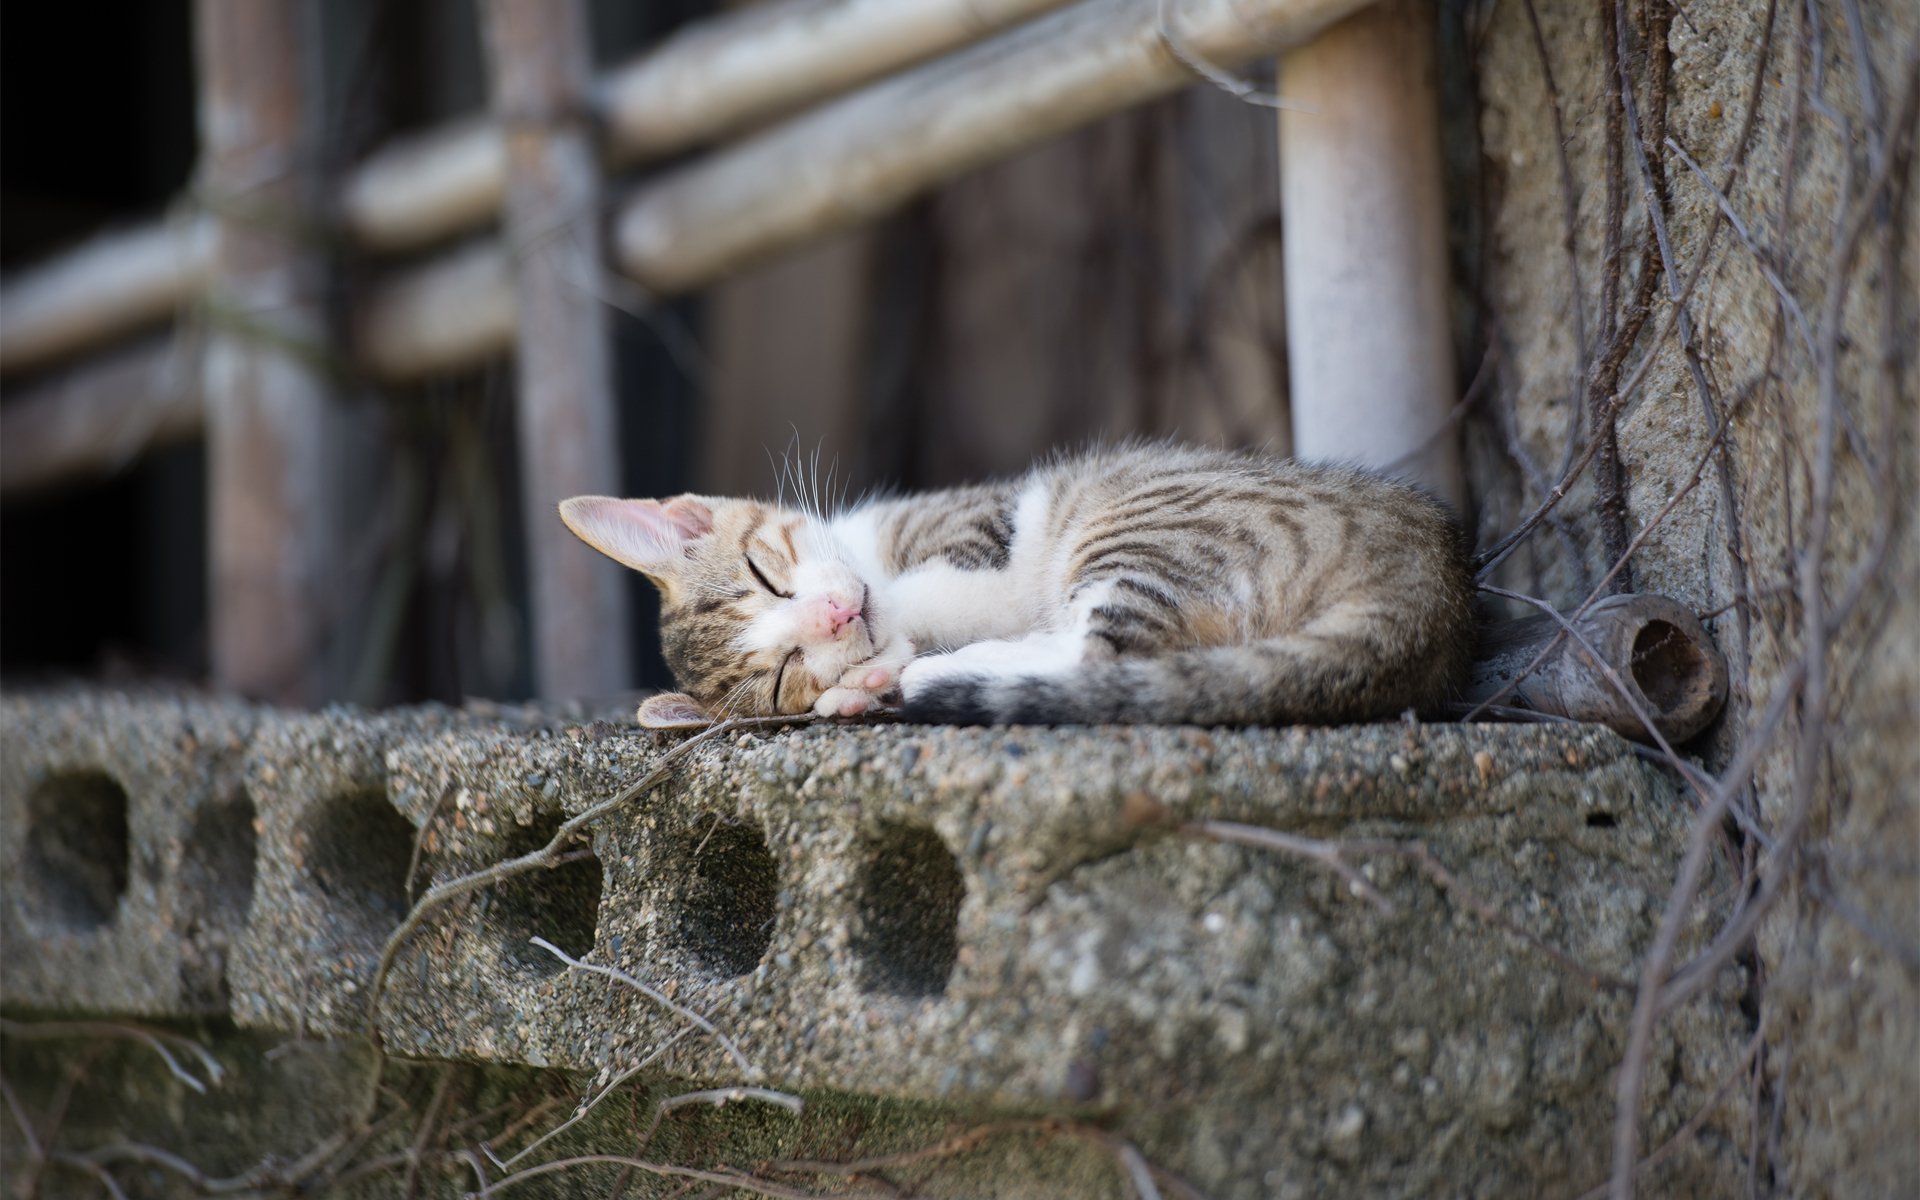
[636,691,714,729]
[558,495,714,580]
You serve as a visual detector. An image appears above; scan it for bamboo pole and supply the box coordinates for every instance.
[194,0,337,704]
[3,0,1078,373]
[0,341,202,496]
[0,219,213,377]
[336,118,505,255]
[480,0,631,700]
[1278,0,1464,506]
[616,0,1374,293]
[353,240,516,381]
[360,0,1378,382]
[1,0,1384,452]
[344,0,1077,254]
[597,0,1075,164]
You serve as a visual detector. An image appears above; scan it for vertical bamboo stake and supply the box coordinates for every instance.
[1278,0,1464,508]
[481,0,631,700]
[194,0,336,703]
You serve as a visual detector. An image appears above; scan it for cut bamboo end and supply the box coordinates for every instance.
[1466,593,1731,745]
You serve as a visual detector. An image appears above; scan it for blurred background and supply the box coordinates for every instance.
[0,0,1315,707]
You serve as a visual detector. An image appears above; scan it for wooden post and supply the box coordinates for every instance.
[480,0,631,700]
[1278,0,1464,507]
[194,0,336,704]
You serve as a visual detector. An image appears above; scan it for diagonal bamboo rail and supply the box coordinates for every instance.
[0,219,215,379]
[0,341,200,495]
[2,0,1385,483]
[0,0,1077,376]
[363,0,1380,379]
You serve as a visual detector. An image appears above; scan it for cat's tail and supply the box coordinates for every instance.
[900,629,1470,727]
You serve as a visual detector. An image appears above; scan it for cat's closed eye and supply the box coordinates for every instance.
[771,647,802,705]
[747,556,791,598]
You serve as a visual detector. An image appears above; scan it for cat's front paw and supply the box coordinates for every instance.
[814,639,915,718]
[814,686,880,718]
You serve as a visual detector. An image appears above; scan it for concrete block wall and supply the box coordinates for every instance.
[2,689,1753,1196]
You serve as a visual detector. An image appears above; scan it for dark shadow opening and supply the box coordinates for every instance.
[493,814,603,976]
[1630,620,1707,714]
[1585,812,1619,829]
[181,788,259,928]
[22,770,131,933]
[299,788,413,937]
[668,815,779,979]
[852,823,964,999]
[176,787,260,1006]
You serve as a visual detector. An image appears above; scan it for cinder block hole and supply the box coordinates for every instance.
[668,815,778,979]
[1586,812,1619,829]
[300,788,412,934]
[853,824,964,999]
[1631,619,1708,713]
[495,814,603,976]
[181,789,259,928]
[22,770,130,932]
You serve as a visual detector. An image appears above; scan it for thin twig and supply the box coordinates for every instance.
[483,1028,692,1169]
[406,783,459,906]
[1154,0,1315,113]
[634,1086,806,1152]
[364,714,809,1045]
[0,1020,223,1096]
[1182,819,1393,912]
[483,1153,888,1199]
[528,937,759,1079]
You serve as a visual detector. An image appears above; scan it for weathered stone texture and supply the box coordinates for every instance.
[1471,0,1918,1192]
[4,690,1752,1196]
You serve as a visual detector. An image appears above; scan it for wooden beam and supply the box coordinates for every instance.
[344,0,1079,254]
[353,241,516,381]
[1,0,1383,418]
[0,342,202,496]
[1279,0,1464,506]
[3,0,1079,374]
[194,0,337,704]
[615,0,1375,293]
[359,0,1381,383]
[480,0,631,700]
[0,219,213,377]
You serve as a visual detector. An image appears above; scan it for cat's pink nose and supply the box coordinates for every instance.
[824,595,861,635]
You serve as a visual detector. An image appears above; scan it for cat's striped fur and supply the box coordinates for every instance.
[561,444,1475,727]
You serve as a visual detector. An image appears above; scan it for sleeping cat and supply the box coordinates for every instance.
[559,443,1475,728]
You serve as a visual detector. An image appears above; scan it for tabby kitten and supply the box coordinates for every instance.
[560,444,1474,727]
